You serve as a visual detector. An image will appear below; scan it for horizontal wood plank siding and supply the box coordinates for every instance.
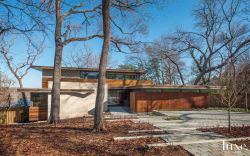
[42,78,49,88]
[42,77,153,88]
[130,91,209,112]
[29,107,47,121]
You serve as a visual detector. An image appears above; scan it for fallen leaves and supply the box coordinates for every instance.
[0,117,189,156]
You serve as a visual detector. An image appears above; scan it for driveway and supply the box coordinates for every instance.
[134,110,250,156]
[157,110,250,127]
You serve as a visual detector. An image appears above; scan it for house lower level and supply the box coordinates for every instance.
[20,66,221,121]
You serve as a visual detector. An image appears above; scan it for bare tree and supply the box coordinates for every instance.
[93,0,161,131]
[49,0,155,124]
[93,0,111,132]
[145,36,185,85]
[63,50,100,68]
[0,0,50,107]
[219,61,245,133]
[0,39,43,106]
[237,53,250,112]
[126,51,164,83]
[0,0,49,40]
[171,0,250,85]
[62,46,116,68]
[49,0,104,124]
[124,52,163,84]
[242,67,250,112]
[0,71,14,108]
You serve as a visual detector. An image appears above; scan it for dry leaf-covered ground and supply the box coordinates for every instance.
[198,126,250,149]
[198,126,250,138]
[0,118,190,156]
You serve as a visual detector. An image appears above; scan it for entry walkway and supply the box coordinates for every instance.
[108,106,131,116]
[108,106,137,119]
[134,111,250,156]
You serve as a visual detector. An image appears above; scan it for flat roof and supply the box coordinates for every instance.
[109,85,225,93]
[32,65,146,74]
[129,85,224,89]
[110,85,224,89]
[17,88,94,93]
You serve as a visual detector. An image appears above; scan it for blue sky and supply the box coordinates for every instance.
[3,0,198,88]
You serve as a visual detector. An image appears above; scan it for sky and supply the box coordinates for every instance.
[2,0,198,88]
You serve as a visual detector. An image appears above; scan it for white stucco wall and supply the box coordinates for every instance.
[47,81,107,119]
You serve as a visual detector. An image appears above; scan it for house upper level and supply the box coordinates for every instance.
[32,66,153,88]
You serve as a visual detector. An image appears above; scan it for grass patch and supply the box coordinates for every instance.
[192,107,249,113]
[147,112,166,116]
[163,116,181,120]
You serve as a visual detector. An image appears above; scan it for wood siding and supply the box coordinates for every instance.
[130,91,209,112]
[42,77,152,88]
[0,108,24,124]
[29,107,47,121]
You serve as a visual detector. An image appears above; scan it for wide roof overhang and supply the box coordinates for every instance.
[31,65,146,74]
[109,85,225,93]
[17,88,94,93]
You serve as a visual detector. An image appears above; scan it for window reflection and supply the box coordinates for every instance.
[80,71,140,80]
[80,72,99,79]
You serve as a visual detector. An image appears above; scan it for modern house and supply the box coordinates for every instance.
[22,66,151,121]
[18,66,221,121]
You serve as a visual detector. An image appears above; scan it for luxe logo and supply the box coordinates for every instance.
[222,140,248,151]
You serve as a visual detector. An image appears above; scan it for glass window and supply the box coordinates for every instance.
[107,73,116,79]
[87,72,99,79]
[124,74,139,80]
[115,74,124,80]
[107,73,141,80]
[30,93,48,107]
[80,71,99,79]
[107,73,124,80]
[80,72,88,79]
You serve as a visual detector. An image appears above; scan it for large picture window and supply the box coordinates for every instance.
[80,71,99,79]
[107,73,124,80]
[107,73,139,80]
[80,71,140,80]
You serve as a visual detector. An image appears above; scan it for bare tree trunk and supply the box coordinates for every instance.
[17,78,29,121]
[174,63,185,85]
[167,58,185,85]
[17,78,28,107]
[228,105,231,133]
[7,94,11,108]
[246,92,248,112]
[194,73,204,85]
[49,0,63,124]
[93,0,111,132]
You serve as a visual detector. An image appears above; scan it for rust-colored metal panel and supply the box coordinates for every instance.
[151,100,162,111]
[133,92,209,112]
[130,92,136,113]
[137,100,150,112]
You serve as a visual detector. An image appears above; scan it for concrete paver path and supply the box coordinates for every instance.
[135,111,250,156]
[109,108,250,155]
